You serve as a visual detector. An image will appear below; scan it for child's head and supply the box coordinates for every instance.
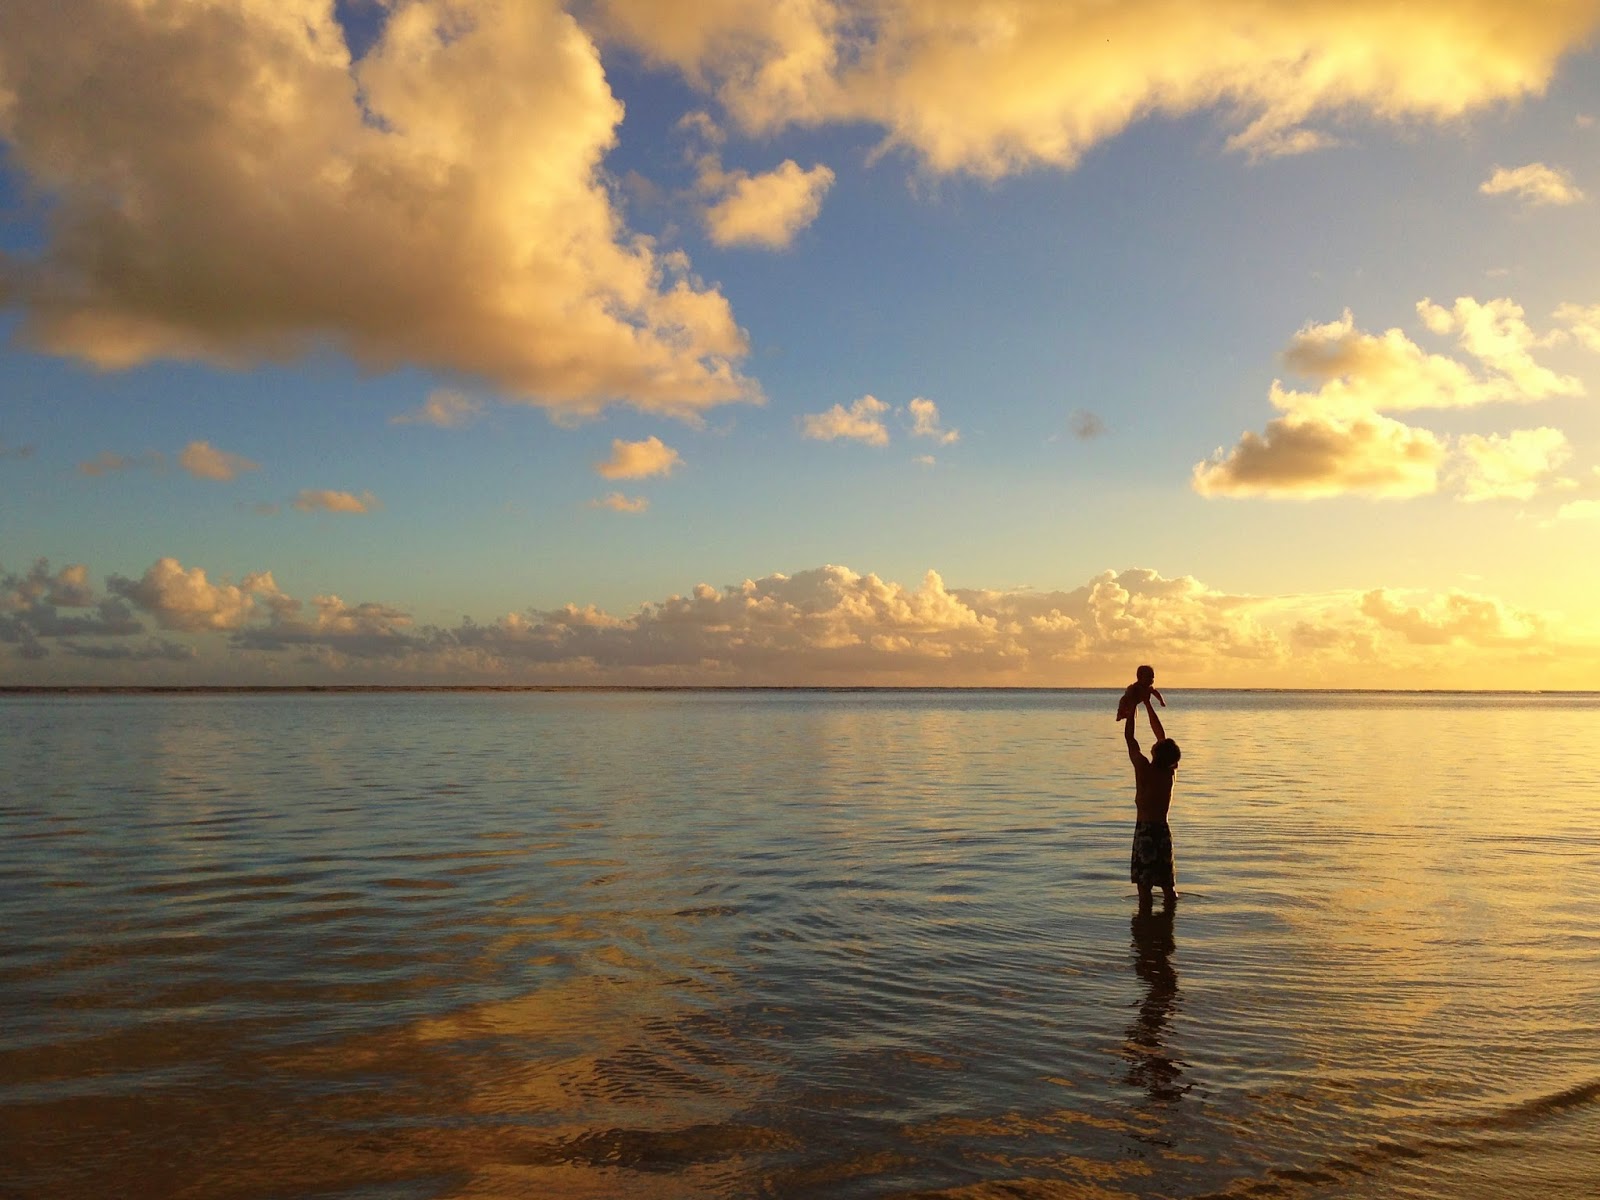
[1136,664,1155,684]
[1152,739,1181,769]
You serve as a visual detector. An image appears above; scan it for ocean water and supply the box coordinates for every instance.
[2,689,1597,1200]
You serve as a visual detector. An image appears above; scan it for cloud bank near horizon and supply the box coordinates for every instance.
[4,555,1590,689]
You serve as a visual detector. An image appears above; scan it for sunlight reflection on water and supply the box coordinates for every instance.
[2,690,1598,1198]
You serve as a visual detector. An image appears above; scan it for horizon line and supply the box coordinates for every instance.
[3,685,1596,696]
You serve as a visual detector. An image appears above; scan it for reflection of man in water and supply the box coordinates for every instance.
[1125,907,1186,1102]
[1125,705,1181,912]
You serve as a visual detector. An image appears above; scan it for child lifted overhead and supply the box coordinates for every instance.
[1115,664,1165,722]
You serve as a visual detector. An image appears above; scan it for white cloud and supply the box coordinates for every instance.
[0,0,756,419]
[591,492,650,513]
[704,159,835,249]
[906,397,959,445]
[802,394,889,445]
[594,436,682,479]
[1452,427,1571,502]
[178,440,260,481]
[1480,162,1587,206]
[390,390,486,428]
[593,1,1600,177]
[293,489,377,514]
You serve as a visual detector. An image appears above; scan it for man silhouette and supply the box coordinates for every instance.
[1126,702,1181,912]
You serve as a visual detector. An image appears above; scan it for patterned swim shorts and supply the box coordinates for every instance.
[1130,820,1175,888]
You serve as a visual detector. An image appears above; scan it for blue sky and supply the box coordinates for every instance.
[4,1,1600,686]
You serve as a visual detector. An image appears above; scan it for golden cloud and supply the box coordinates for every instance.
[293,489,377,514]
[1480,162,1587,206]
[907,397,959,445]
[0,0,756,418]
[9,556,1598,687]
[106,557,284,632]
[1452,427,1571,502]
[594,436,682,479]
[590,492,650,513]
[1193,411,1446,499]
[1197,297,1584,500]
[704,159,836,248]
[390,390,486,429]
[594,0,1600,176]
[802,394,890,444]
[178,440,261,482]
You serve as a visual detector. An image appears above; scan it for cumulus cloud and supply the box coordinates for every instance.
[293,489,377,514]
[591,492,649,513]
[1414,297,1581,402]
[107,556,286,631]
[5,555,1595,686]
[1452,427,1571,502]
[3,560,97,610]
[594,435,682,480]
[1196,298,1584,500]
[906,397,959,444]
[178,440,261,481]
[703,158,835,248]
[390,389,486,428]
[1359,589,1544,646]
[1194,411,1446,499]
[802,394,890,445]
[0,560,145,649]
[1480,162,1587,206]
[592,0,1600,176]
[0,0,755,419]
[1556,302,1600,351]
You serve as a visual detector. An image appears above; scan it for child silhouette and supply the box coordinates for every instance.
[1115,664,1164,722]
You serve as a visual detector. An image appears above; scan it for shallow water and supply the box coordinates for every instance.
[2,690,1597,1199]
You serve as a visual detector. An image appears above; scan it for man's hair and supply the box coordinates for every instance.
[1136,664,1154,682]
[1152,738,1181,768]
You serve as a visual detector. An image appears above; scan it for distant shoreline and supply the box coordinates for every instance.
[2,685,1593,696]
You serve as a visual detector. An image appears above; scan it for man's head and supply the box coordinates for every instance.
[1152,738,1181,770]
[1136,664,1155,684]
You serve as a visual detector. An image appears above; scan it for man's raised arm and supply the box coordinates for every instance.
[1125,713,1146,765]
[1146,703,1167,744]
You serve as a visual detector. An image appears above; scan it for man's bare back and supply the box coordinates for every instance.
[1125,703,1181,910]
[1132,754,1176,823]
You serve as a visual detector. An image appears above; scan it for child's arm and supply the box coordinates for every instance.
[1151,687,1165,707]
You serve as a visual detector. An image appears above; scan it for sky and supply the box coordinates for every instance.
[3,0,1600,688]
